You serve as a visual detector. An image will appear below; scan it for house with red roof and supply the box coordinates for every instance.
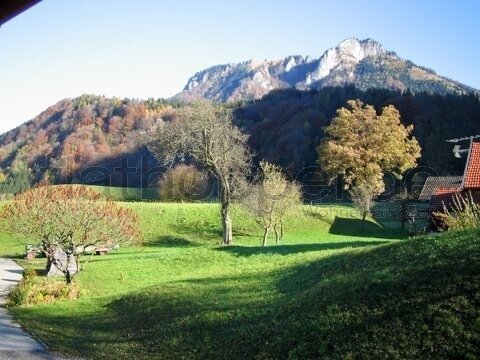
[425,140,480,228]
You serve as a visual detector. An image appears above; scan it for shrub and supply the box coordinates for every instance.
[8,271,81,307]
[435,192,480,230]
[159,164,209,202]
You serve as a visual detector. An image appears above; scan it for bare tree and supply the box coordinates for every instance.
[149,100,251,245]
[243,161,302,246]
[349,183,376,230]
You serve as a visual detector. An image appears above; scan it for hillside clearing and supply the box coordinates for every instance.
[1,203,477,358]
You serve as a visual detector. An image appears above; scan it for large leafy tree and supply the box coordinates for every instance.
[318,100,421,207]
[0,185,141,283]
[149,100,252,245]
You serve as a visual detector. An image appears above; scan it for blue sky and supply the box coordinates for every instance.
[1,0,479,133]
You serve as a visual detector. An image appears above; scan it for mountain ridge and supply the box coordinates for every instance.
[1,39,480,191]
[175,38,477,102]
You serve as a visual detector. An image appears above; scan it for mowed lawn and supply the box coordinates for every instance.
[2,202,478,359]
[0,203,398,359]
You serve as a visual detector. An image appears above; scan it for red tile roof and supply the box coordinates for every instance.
[429,186,462,211]
[464,142,480,189]
[418,176,463,201]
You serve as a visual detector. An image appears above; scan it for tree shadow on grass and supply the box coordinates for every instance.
[217,240,388,257]
[329,216,405,239]
[16,274,276,359]
[166,224,222,243]
[13,303,133,359]
[102,273,286,359]
[143,236,198,248]
[34,268,48,276]
[16,234,480,359]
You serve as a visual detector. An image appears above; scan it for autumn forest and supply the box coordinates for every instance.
[0,87,479,196]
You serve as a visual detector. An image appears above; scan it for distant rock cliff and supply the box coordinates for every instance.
[176,38,476,102]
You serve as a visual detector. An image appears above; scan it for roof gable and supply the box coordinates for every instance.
[463,142,480,189]
[418,176,463,201]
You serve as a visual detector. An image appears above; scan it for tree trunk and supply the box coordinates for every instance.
[219,178,233,246]
[65,270,72,284]
[220,200,233,245]
[262,227,270,247]
[362,211,367,232]
[46,254,53,271]
[43,244,55,271]
[64,253,74,284]
[75,253,80,273]
[280,220,284,240]
[274,225,280,245]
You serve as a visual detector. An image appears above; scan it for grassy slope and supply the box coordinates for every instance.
[1,203,478,359]
[265,229,480,359]
[82,185,160,201]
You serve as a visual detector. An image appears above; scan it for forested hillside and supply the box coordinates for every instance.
[234,86,480,177]
[0,95,179,190]
[0,88,479,193]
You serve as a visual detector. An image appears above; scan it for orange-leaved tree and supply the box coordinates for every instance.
[0,185,142,283]
[318,100,421,224]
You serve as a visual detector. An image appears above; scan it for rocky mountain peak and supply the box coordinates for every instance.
[306,38,392,84]
[176,38,475,102]
[338,38,388,59]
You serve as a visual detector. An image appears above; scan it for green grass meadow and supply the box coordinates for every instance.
[0,201,478,359]
[84,185,160,201]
